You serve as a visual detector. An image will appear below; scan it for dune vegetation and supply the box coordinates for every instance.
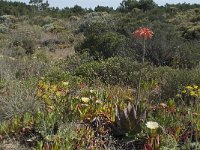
[0,0,200,149]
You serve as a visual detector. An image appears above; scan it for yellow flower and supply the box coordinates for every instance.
[38,80,44,87]
[176,94,182,98]
[182,90,187,93]
[43,83,49,90]
[186,86,193,90]
[81,97,90,103]
[193,85,198,89]
[36,90,42,97]
[190,91,196,96]
[50,84,57,92]
[198,89,200,96]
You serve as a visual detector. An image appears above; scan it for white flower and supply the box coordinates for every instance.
[81,97,90,103]
[95,100,102,104]
[146,121,159,129]
[90,90,96,93]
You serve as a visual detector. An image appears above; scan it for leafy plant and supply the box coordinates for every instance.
[114,102,147,137]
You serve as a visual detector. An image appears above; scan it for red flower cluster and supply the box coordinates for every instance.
[133,27,154,39]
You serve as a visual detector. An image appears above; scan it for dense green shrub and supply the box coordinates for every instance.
[59,52,94,73]
[76,31,126,59]
[75,57,153,86]
[44,68,81,86]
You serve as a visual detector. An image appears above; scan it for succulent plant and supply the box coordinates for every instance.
[113,102,147,137]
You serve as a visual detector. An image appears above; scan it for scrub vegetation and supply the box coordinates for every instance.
[0,0,200,149]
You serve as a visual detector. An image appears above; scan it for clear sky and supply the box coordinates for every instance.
[10,0,200,9]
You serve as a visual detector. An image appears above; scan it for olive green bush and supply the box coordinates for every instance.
[76,32,126,59]
[75,57,153,86]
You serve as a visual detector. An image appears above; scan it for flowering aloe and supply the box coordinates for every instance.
[133,27,154,106]
[133,27,153,63]
[133,27,154,39]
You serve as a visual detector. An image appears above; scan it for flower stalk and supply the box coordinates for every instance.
[133,27,153,107]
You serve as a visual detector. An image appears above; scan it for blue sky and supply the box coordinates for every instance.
[10,0,200,9]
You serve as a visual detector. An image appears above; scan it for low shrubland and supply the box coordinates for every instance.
[0,1,200,150]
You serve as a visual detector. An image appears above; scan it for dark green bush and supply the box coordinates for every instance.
[59,52,94,73]
[76,31,126,59]
[45,69,81,86]
[75,57,154,86]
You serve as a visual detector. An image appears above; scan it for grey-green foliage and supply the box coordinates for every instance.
[181,142,200,150]
[34,111,78,149]
[0,80,40,120]
[78,12,118,35]
[0,15,15,27]
[0,57,49,80]
[0,24,8,33]
[160,134,179,150]
[55,122,78,149]
[43,23,65,33]
[9,23,43,55]
[30,16,54,27]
